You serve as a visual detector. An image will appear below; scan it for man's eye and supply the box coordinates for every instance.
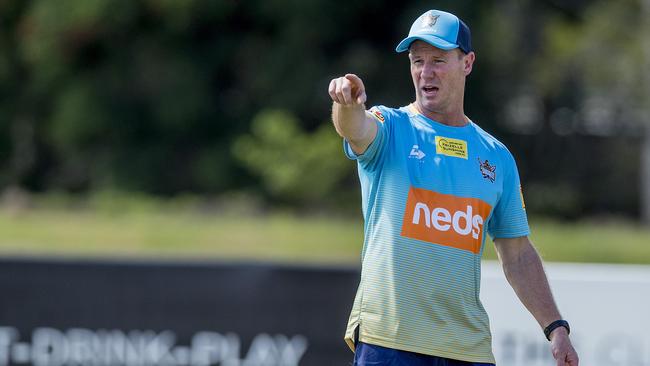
[413,59,423,65]
[434,59,445,63]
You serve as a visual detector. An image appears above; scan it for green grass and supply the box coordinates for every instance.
[511,217,650,264]
[1,203,649,265]
[0,207,364,264]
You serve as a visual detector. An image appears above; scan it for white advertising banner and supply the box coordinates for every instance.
[481,261,650,366]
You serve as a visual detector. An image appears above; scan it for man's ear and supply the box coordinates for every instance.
[464,51,476,76]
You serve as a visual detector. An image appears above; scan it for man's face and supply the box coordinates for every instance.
[408,40,475,119]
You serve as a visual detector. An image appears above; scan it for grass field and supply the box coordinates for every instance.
[1,196,649,265]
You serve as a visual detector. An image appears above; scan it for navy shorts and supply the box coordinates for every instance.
[353,342,496,366]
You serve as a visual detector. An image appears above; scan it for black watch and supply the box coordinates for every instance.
[544,319,570,341]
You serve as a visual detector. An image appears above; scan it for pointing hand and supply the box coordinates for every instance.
[328,74,367,106]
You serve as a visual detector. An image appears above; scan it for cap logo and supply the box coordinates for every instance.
[423,13,440,29]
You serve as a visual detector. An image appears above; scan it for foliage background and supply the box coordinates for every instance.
[0,0,647,219]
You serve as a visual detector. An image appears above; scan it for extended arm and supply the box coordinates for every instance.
[493,236,579,366]
[328,74,377,155]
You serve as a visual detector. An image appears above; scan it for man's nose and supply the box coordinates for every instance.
[420,62,435,79]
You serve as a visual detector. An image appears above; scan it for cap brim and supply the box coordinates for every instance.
[395,35,458,53]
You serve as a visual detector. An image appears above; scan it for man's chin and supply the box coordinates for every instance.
[416,101,440,113]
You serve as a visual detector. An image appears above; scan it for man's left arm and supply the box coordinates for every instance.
[493,236,579,366]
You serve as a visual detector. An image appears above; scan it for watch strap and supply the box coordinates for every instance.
[544,319,570,341]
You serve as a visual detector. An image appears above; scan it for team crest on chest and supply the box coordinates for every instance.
[478,158,496,183]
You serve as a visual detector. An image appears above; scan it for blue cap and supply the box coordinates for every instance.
[395,10,472,54]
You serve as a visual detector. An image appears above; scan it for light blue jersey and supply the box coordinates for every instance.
[343,104,529,364]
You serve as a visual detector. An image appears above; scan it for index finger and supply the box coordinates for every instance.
[344,73,364,88]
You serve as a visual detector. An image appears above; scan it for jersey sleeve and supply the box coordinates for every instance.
[487,151,530,239]
[343,105,391,173]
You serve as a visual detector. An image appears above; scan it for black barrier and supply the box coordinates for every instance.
[0,257,360,366]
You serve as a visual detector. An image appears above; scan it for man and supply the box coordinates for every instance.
[328,9,579,366]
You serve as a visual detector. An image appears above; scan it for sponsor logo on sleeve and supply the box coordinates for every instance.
[401,187,492,254]
[435,136,468,159]
[368,108,385,123]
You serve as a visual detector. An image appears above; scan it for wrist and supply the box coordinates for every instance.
[548,325,569,341]
[544,319,570,341]
[335,102,365,109]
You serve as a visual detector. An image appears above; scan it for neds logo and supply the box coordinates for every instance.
[412,203,483,239]
[401,187,492,254]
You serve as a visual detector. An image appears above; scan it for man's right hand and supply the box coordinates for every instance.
[550,329,579,366]
[328,74,376,155]
[328,74,367,105]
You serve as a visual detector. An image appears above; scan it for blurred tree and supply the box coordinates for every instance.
[463,0,644,218]
[0,0,645,218]
[640,0,650,227]
[233,109,351,207]
[530,0,647,219]
[11,0,232,193]
[0,0,34,188]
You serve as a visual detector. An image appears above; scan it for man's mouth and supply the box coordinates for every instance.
[422,85,439,95]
